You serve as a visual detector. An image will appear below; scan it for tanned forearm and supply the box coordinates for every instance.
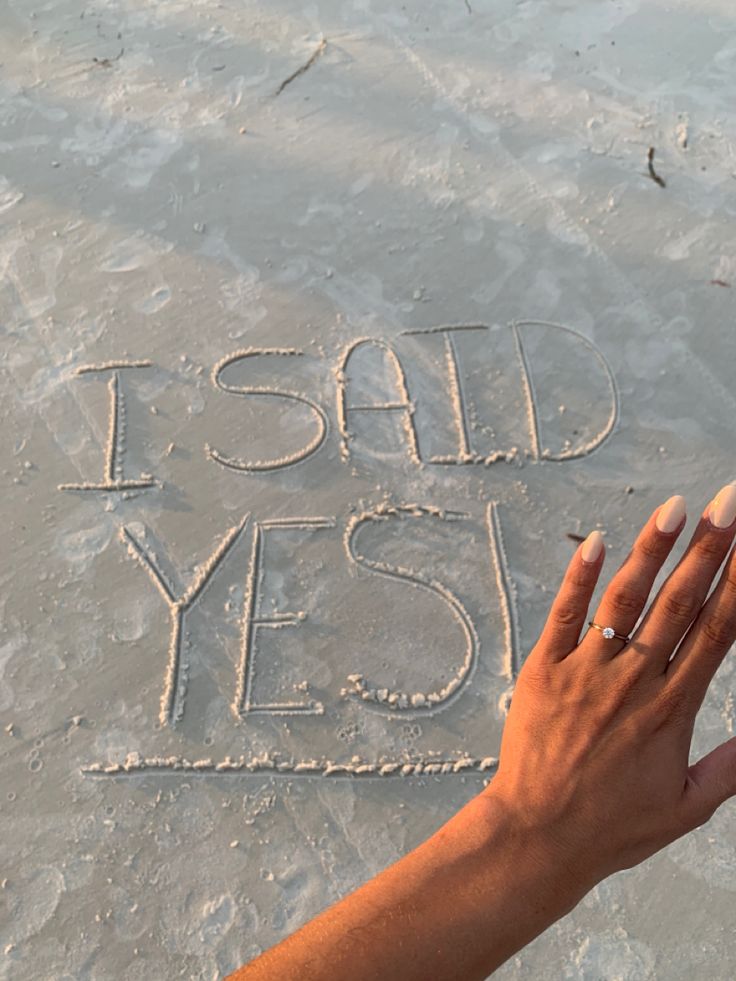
[230,491,736,979]
[227,791,590,981]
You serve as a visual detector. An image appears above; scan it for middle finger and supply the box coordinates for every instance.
[579,494,686,661]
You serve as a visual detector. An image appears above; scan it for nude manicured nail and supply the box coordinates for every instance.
[710,483,736,529]
[656,495,686,533]
[581,530,604,563]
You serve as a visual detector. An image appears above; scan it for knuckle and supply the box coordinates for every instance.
[552,605,581,628]
[566,566,594,590]
[699,611,736,652]
[694,534,727,562]
[661,589,701,625]
[638,534,668,561]
[607,583,647,616]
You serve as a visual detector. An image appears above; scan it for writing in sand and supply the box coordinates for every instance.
[59,321,619,779]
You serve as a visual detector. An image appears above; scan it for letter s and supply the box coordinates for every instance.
[206,348,328,472]
[341,505,478,713]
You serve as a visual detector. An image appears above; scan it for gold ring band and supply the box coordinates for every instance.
[588,621,630,644]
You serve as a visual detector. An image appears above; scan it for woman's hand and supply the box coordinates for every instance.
[487,484,736,892]
[232,486,736,981]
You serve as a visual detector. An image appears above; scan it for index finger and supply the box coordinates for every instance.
[537,529,606,658]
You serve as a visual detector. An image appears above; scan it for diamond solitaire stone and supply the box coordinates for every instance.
[602,626,615,639]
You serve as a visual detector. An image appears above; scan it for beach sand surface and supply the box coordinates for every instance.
[1,0,736,977]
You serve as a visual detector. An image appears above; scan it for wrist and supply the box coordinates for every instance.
[445,788,594,921]
[411,789,590,978]
[472,784,603,900]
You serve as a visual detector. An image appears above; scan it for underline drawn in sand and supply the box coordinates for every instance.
[339,503,480,713]
[205,348,328,472]
[121,515,250,726]
[82,751,499,778]
[232,517,336,719]
[58,361,156,492]
[336,337,421,464]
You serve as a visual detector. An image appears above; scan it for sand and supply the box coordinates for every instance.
[2,0,736,978]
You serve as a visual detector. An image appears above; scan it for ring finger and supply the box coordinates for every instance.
[578,494,687,661]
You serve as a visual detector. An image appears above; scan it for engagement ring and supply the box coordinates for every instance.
[588,621,630,644]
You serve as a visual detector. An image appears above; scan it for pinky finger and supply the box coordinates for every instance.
[538,530,605,661]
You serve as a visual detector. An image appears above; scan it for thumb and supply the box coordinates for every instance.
[682,735,736,828]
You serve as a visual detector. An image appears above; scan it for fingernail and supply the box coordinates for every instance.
[656,495,686,533]
[709,483,736,528]
[581,530,604,563]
